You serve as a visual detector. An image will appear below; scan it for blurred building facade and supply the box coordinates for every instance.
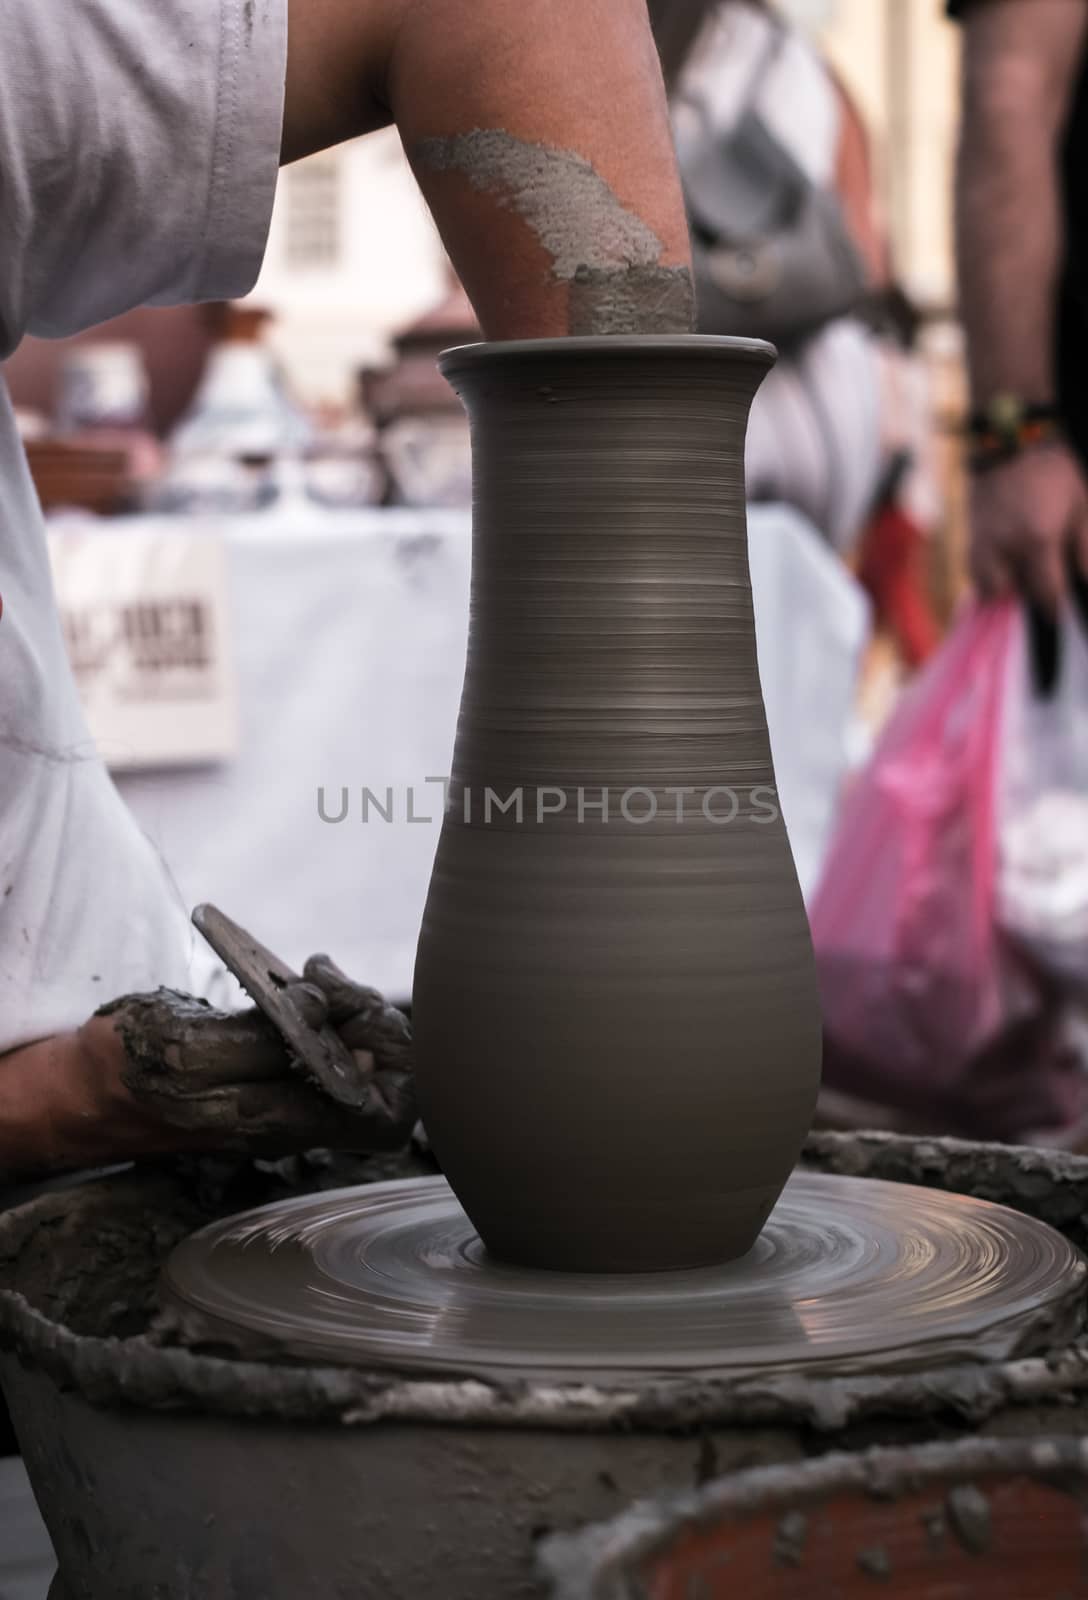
[814,0,960,309]
[251,129,447,406]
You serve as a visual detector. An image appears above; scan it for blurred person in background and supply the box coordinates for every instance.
[809,0,1088,1151]
[650,0,943,616]
[941,0,1088,1155]
[951,0,1088,618]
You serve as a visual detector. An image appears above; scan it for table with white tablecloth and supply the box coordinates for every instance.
[58,502,869,1002]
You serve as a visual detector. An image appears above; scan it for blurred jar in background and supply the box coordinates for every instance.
[56,343,149,434]
[156,305,385,514]
[155,305,309,512]
[360,278,478,509]
[27,341,161,513]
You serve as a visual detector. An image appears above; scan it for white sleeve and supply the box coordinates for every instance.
[0,0,287,355]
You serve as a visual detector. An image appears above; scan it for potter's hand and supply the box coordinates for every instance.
[969,444,1088,612]
[300,952,413,1075]
[300,951,414,1127]
[85,969,415,1160]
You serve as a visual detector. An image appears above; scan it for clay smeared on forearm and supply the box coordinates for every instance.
[414,129,695,336]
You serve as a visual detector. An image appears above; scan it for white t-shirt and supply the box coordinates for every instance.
[0,0,287,1050]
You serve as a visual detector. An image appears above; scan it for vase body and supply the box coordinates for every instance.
[413,336,821,1272]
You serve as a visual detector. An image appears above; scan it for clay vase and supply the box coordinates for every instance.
[413,336,821,1273]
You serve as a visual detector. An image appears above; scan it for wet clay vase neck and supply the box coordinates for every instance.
[413,336,821,1273]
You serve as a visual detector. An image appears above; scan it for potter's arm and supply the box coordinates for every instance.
[1,1,692,1183]
[281,0,694,338]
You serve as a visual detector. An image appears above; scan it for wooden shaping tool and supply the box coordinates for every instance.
[192,903,371,1112]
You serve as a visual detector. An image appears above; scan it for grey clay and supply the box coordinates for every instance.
[412,336,823,1272]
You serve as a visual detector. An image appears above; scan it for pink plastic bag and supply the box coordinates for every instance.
[811,600,1083,1139]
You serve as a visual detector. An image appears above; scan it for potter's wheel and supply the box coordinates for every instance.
[159,1172,1086,1382]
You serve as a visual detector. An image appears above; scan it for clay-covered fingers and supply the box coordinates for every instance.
[299,953,391,1023]
[104,980,415,1157]
[282,979,329,1032]
[229,1076,386,1153]
[299,953,377,1021]
[177,1008,308,1087]
[105,991,290,1092]
[301,954,413,1070]
[349,1066,417,1151]
[233,1063,416,1154]
[297,955,415,1147]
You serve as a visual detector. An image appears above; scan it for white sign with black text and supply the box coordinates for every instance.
[47,524,238,769]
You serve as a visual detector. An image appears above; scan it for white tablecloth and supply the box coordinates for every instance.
[110,503,869,1001]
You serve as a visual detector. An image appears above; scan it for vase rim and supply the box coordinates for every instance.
[439,334,777,378]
